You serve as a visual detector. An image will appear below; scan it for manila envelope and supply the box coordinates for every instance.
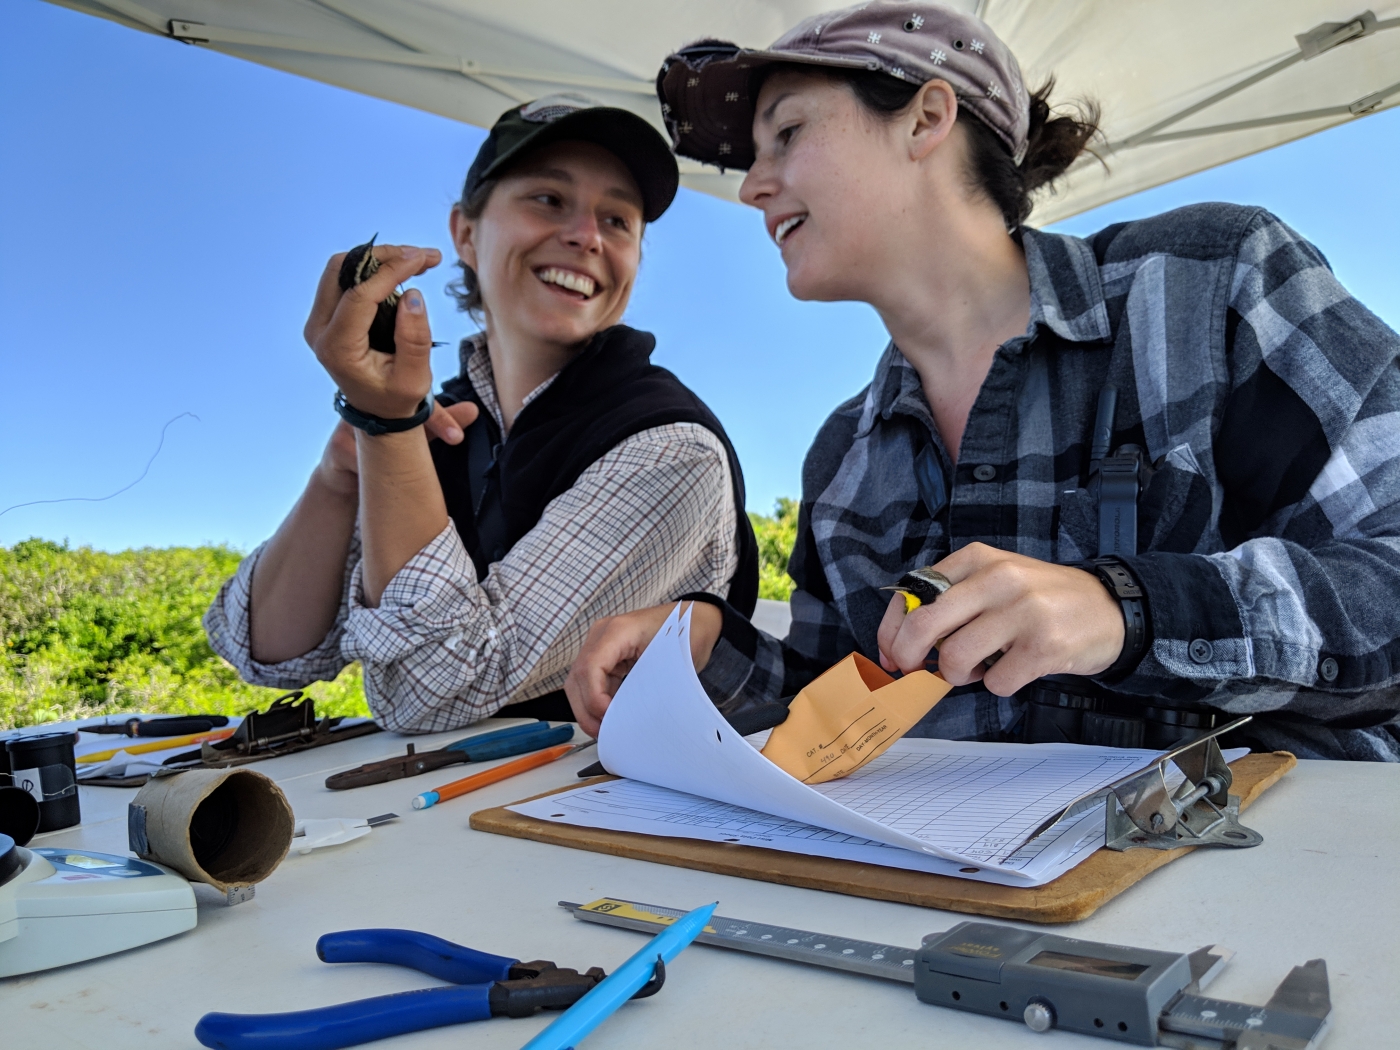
[760,653,951,784]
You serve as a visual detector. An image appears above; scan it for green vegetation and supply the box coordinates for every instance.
[0,539,367,730]
[1,506,803,729]
[749,497,799,601]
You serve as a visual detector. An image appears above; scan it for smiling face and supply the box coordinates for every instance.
[452,139,644,349]
[740,70,957,304]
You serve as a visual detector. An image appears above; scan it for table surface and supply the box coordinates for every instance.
[5,722,1396,1050]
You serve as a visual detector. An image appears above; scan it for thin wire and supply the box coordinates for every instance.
[0,412,200,519]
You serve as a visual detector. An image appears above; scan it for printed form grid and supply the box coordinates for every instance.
[813,750,1151,859]
[546,777,1101,872]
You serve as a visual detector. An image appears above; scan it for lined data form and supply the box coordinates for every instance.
[517,607,1242,884]
[812,744,1160,863]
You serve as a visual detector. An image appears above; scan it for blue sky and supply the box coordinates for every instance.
[3,0,1398,552]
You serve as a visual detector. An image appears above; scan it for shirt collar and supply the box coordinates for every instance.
[864,228,1112,426]
[1020,226,1112,344]
[460,334,560,433]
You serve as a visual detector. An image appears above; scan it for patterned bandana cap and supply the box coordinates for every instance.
[656,1,1029,170]
[463,92,679,222]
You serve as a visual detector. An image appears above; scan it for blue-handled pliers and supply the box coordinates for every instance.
[194,928,663,1050]
[324,721,576,791]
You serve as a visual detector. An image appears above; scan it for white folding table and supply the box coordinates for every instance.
[5,722,1396,1049]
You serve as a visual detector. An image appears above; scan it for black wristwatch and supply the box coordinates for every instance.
[334,391,435,436]
[1083,556,1149,679]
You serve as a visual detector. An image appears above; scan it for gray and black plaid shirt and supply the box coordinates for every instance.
[700,204,1400,761]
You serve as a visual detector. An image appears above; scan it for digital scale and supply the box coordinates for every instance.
[562,897,1331,1049]
[0,832,196,977]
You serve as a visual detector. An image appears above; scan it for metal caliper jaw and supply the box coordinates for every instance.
[1105,716,1263,852]
[1158,958,1331,1050]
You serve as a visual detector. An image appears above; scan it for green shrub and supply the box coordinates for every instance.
[748,497,799,601]
[0,539,367,729]
[2,500,806,729]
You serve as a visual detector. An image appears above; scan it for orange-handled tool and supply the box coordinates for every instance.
[410,739,595,809]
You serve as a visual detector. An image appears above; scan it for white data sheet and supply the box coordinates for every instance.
[510,775,1112,887]
[526,607,1240,883]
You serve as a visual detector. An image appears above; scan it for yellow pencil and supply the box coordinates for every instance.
[77,727,236,764]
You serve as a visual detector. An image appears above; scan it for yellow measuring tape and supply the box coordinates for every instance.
[578,899,718,934]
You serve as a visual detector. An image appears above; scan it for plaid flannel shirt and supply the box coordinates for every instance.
[699,204,1400,760]
[206,342,738,732]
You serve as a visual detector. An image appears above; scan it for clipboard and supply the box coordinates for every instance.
[470,751,1295,924]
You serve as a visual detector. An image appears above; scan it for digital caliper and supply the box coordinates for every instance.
[561,898,1330,1049]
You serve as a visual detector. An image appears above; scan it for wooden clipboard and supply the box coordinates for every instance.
[470,751,1295,924]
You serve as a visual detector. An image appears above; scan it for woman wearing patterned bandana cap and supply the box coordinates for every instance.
[204,95,758,733]
[567,2,1400,761]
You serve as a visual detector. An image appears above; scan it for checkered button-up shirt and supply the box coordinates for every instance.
[699,204,1400,761]
[205,342,738,732]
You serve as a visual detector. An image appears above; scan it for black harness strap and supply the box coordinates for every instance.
[1088,385,1144,557]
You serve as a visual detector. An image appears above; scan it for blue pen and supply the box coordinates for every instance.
[520,902,718,1050]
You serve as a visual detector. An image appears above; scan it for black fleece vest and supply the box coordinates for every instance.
[432,324,759,721]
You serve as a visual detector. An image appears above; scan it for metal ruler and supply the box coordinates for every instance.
[559,897,918,983]
[561,897,1331,1048]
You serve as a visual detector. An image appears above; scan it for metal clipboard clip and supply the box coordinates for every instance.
[1104,716,1262,852]
[1018,716,1262,859]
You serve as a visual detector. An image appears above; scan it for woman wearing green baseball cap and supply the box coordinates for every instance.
[206,95,757,732]
[568,2,1400,760]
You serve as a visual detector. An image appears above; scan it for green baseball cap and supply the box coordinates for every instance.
[463,94,679,222]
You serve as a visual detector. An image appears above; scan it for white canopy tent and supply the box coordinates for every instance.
[46,0,1400,222]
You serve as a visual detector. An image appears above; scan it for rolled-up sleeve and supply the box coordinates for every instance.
[203,536,355,690]
[341,423,738,733]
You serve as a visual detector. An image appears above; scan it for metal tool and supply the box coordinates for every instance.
[85,715,230,737]
[193,927,664,1050]
[291,813,398,853]
[1026,717,1263,854]
[325,720,572,790]
[523,902,715,1050]
[561,897,1331,1048]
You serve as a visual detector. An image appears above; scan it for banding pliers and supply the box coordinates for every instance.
[325,720,575,790]
[194,928,664,1050]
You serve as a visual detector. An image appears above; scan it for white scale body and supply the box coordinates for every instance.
[0,845,196,977]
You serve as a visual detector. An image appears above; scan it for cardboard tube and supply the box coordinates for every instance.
[128,768,294,897]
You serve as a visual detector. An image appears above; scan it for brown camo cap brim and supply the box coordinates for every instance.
[656,1,1029,171]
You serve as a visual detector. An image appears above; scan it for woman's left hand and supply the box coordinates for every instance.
[304,244,443,419]
[877,542,1126,695]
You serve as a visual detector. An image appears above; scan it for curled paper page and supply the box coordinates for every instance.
[591,605,1206,880]
[595,605,1026,873]
[760,653,950,783]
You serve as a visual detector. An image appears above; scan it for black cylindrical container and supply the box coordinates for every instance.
[6,732,80,832]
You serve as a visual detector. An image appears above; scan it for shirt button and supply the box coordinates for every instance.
[1188,638,1214,664]
[972,464,997,482]
[1319,656,1339,682]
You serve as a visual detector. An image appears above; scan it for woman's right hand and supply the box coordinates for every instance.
[565,601,723,737]
[313,401,482,499]
[305,244,442,420]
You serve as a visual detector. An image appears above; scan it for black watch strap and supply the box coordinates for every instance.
[334,391,434,436]
[1083,556,1149,679]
